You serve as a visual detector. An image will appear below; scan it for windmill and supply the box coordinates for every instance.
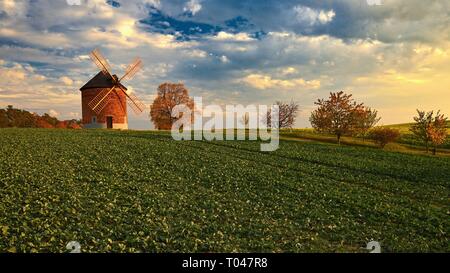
[79,49,146,129]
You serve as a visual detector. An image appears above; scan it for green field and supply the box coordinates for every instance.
[0,129,449,253]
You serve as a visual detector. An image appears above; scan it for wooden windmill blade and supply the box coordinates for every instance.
[119,58,143,82]
[117,85,146,114]
[87,86,116,114]
[89,48,113,78]
[127,92,146,114]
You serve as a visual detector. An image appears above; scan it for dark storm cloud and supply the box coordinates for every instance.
[136,0,449,44]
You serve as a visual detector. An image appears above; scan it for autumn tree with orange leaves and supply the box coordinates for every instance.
[150,83,194,130]
[355,107,381,141]
[310,91,367,144]
[411,110,448,155]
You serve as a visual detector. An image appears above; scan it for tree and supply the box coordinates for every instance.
[240,113,250,129]
[265,101,299,129]
[310,91,364,144]
[427,112,448,155]
[355,107,381,141]
[411,110,447,153]
[0,109,8,127]
[150,83,194,130]
[369,127,400,148]
[4,105,36,128]
[0,106,82,129]
[40,113,59,127]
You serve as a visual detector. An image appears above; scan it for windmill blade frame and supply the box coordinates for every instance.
[117,85,146,114]
[90,48,113,78]
[87,86,116,114]
[119,58,143,82]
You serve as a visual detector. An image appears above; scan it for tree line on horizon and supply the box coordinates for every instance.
[0,105,81,129]
[2,83,448,154]
[149,83,449,154]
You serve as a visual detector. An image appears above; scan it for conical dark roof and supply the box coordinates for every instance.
[80,72,127,91]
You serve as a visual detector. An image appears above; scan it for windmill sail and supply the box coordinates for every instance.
[88,86,115,114]
[86,48,146,116]
[127,92,146,114]
[120,58,143,82]
[90,49,112,78]
[117,85,146,114]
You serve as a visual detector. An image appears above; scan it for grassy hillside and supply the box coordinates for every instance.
[383,122,450,149]
[0,129,449,253]
[280,122,450,154]
[384,121,450,134]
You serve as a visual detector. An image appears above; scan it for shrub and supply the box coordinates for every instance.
[369,127,400,148]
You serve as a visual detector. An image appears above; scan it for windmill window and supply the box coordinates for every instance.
[92,116,97,123]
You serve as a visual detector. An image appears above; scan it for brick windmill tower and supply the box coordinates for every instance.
[80,49,146,129]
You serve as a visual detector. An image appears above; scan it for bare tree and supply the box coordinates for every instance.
[265,101,300,130]
[240,113,250,128]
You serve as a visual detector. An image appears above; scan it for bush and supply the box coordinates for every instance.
[369,127,400,148]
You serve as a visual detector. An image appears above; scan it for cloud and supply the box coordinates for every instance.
[184,49,208,58]
[210,31,255,42]
[0,27,71,49]
[143,0,161,8]
[69,112,80,118]
[293,6,335,26]
[0,0,26,17]
[60,76,74,86]
[48,109,59,117]
[220,55,230,63]
[0,60,79,118]
[280,67,298,76]
[183,0,202,16]
[0,0,449,129]
[241,74,321,90]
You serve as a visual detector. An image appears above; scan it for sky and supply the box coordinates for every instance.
[0,0,449,129]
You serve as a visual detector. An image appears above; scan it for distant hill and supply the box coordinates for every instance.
[0,105,82,129]
[384,122,450,134]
